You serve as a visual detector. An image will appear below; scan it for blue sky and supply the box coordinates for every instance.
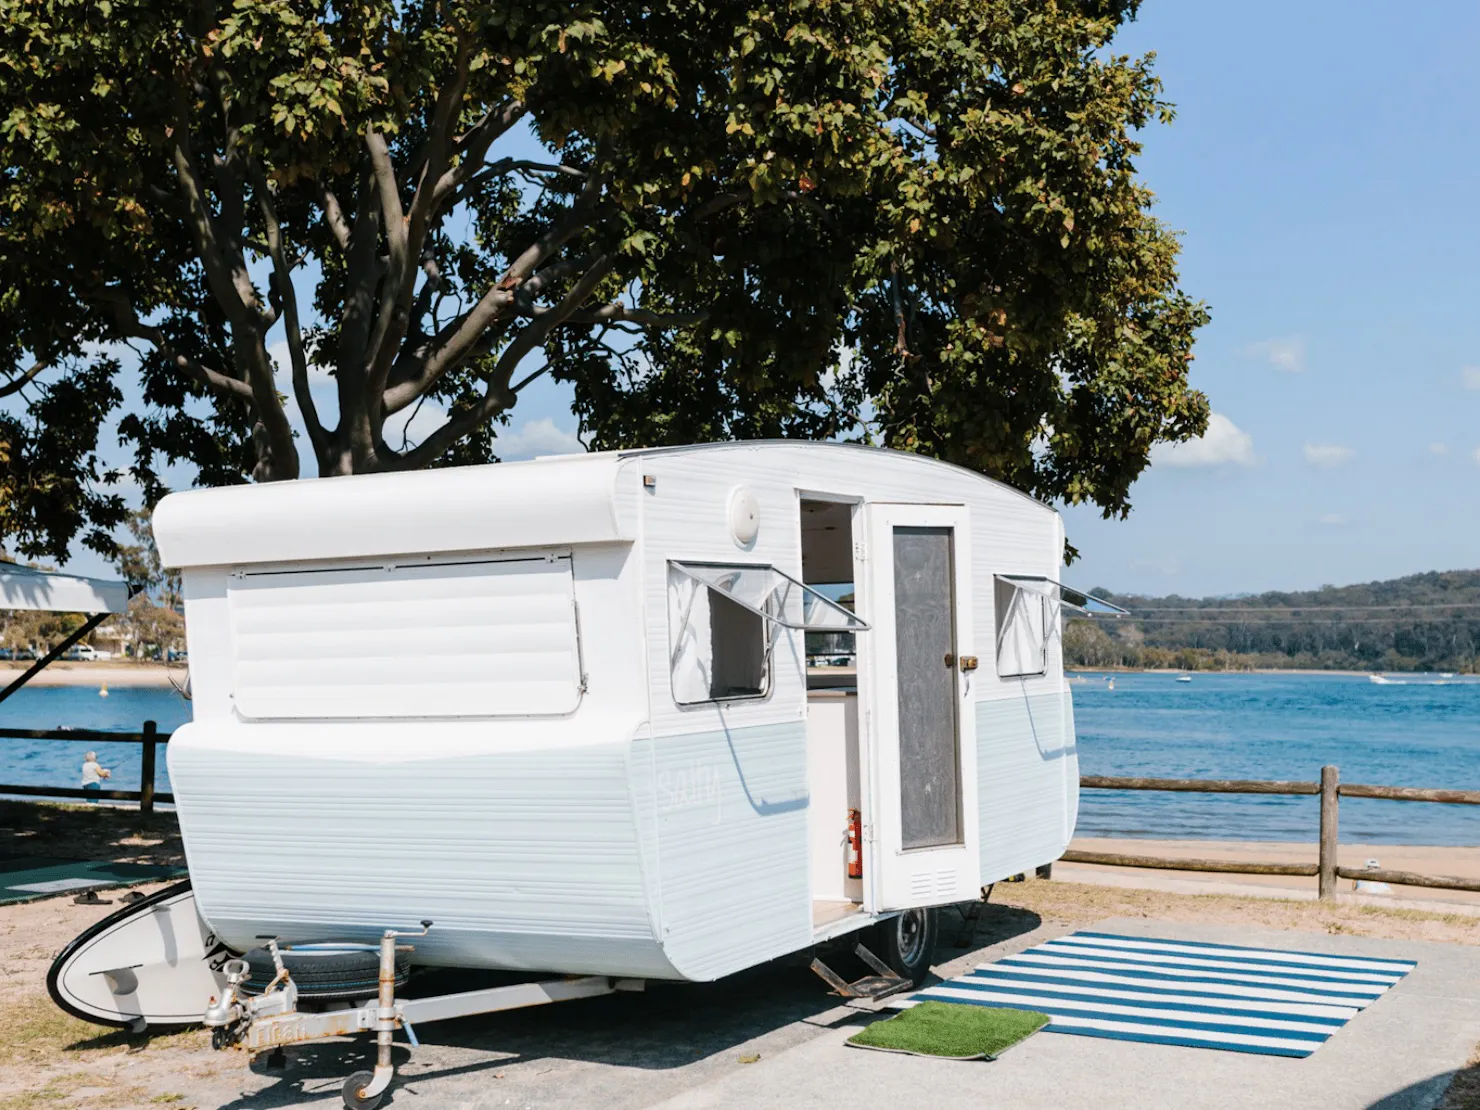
[44,3,1480,597]
[1060,1,1480,597]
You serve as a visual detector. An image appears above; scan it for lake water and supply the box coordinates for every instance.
[2,672,1477,846]
[1073,672,1480,845]
[0,685,192,798]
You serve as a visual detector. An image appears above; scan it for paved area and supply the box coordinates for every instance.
[201,914,1480,1110]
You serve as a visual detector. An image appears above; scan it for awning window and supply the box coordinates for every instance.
[993,575,1126,616]
[669,562,870,632]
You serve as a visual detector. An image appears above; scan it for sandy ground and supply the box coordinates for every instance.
[2,804,1476,1108]
[3,872,1480,1107]
[0,662,185,688]
[1068,836,1480,908]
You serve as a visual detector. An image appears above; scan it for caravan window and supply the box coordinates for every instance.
[994,576,1048,678]
[668,565,771,704]
[666,561,868,705]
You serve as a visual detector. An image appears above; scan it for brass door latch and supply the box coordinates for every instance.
[958,655,979,672]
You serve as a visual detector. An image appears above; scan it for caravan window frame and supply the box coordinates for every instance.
[994,575,1050,679]
[667,561,777,707]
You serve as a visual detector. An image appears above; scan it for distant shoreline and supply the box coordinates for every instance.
[0,663,185,688]
[1069,667,1443,678]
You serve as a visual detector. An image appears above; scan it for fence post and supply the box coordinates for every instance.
[140,720,157,816]
[1318,765,1339,900]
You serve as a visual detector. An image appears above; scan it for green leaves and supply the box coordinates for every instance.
[0,0,1206,560]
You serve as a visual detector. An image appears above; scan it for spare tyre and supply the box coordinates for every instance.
[240,943,410,1002]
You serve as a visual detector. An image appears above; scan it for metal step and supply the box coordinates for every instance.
[809,943,911,1000]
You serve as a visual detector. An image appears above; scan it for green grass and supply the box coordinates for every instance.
[847,1001,1049,1060]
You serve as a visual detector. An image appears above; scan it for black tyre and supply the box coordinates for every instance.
[870,907,937,986]
[341,1070,382,1110]
[241,944,409,1002]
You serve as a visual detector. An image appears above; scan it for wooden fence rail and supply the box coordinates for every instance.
[0,722,172,814]
[1064,765,1480,900]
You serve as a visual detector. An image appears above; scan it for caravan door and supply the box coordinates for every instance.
[864,504,980,910]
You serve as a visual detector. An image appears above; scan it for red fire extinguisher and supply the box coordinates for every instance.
[847,808,863,879]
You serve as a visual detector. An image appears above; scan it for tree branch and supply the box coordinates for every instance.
[0,361,48,398]
[319,184,352,252]
[167,82,258,324]
[96,290,253,401]
[548,303,709,328]
[432,100,529,205]
[392,256,614,470]
[250,158,329,460]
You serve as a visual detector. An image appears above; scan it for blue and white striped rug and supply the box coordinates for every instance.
[899,930,1416,1057]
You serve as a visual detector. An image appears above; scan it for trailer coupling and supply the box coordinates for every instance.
[202,924,643,1110]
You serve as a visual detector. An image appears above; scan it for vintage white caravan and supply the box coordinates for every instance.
[140,441,1096,1105]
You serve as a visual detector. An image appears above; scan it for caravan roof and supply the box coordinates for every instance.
[152,442,1046,570]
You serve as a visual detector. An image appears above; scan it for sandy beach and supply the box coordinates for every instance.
[1065,836,1480,908]
[0,662,186,688]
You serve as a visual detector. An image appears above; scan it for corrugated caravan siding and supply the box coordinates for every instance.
[638,721,812,980]
[228,555,582,719]
[976,688,1075,882]
[169,740,678,978]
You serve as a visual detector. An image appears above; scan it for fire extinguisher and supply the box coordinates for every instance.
[847,808,863,879]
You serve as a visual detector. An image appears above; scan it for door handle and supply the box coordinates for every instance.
[944,653,955,668]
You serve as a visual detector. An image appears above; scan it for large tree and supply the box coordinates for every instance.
[0,0,1208,561]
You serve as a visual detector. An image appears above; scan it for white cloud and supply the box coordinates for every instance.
[1430,442,1451,456]
[1462,366,1480,391]
[1318,513,1348,526]
[1246,336,1306,373]
[1303,443,1356,468]
[495,418,585,461]
[1151,412,1255,469]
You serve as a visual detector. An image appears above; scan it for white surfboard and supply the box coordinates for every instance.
[48,881,233,1029]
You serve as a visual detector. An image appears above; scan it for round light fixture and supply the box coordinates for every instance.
[729,487,760,547]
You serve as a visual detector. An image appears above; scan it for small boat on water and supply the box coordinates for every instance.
[1176,674,1192,683]
[1368,674,1393,685]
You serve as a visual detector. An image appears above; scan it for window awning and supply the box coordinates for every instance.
[670,561,870,632]
[994,574,1125,616]
[0,563,129,615]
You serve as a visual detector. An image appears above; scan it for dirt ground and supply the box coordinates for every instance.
[0,800,184,869]
[1,804,1476,1109]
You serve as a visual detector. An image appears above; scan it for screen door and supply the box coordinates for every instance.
[893,527,961,849]
[865,503,979,910]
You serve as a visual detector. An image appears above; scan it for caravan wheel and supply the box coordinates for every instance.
[871,908,937,986]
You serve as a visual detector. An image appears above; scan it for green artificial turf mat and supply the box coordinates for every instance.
[847,1001,1049,1060]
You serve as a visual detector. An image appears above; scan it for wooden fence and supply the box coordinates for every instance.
[0,723,171,815]
[1063,767,1480,900]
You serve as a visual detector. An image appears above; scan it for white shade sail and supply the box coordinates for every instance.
[0,563,129,614]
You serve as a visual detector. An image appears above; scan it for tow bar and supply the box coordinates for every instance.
[203,921,643,1110]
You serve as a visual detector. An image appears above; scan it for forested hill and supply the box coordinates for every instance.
[1065,570,1480,673]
